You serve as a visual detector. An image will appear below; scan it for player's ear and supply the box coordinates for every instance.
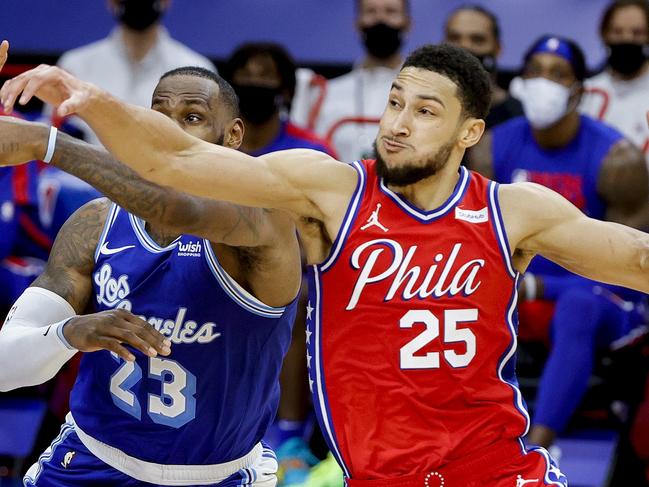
[224,118,244,150]
[457,117,485,149]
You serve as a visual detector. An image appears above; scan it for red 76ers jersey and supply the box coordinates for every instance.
[306,160,529,480]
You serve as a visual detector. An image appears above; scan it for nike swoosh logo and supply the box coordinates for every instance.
[43,326,51,336]
[99,242,135,256]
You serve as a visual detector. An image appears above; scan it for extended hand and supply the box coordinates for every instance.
[0,41,93,116]
[63,309,172,362]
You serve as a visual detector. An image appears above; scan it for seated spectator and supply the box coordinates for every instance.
[221,43,336,157]
[444,4,523,128]
[467,35,649,449]
[581,0,649,158]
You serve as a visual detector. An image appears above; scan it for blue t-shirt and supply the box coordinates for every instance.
[492,115,642,302]
[250,120,335,157]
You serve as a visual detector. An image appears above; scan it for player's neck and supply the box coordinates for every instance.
[145,221,180,248]
[531,111,581,150]
[361,53,403,70]
[386,157,462,212]
[608,61,649,81]
[119,24,160,63]
[240,115,281,154]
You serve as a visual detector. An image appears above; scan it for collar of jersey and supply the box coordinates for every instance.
[129,215,182,253]
[378,165,470,222]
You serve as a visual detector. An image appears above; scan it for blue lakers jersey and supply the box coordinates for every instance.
[69,203,297,465]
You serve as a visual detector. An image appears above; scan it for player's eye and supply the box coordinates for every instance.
[185,114,203,123]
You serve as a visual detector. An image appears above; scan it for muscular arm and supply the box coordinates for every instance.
[0,68,357,231]
[598,139,649,229]
[501,183,649,293]
[31,197,109,311]
[0,118,281,247]
[0,199,106,390]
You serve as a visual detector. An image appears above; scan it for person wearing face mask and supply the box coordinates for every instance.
[50,0,215,145]
[581,0,649,158]
[221,43,335,158]
[290,0,411,163]
[443,4,523,128]
[467,35,649,452]
[221,42,335,487]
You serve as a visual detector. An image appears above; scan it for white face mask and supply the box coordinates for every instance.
[510,77,573,129]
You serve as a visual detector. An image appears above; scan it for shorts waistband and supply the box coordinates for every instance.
[69,413,261,485]
[346,440,524,487]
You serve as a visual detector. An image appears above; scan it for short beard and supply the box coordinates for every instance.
[374,139,455,186]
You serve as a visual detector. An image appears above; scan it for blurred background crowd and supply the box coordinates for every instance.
[1,1,649,486]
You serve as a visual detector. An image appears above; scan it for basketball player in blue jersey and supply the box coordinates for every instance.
[0,64,301,486]
[467,35,649,449]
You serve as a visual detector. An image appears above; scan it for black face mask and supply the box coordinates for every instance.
[362,23,403,59]
[116,0,163,32]
[473,53,497,75]
[232,84,279,125]
[607,42,648,76]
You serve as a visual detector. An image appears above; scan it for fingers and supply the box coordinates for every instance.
[19,75,47,106]
[1,72,31,113]
[111,327,162,359]
[72,309,172,360]
[96,336,136,362]
[121,311,171,356]
[58,91,84,117]
[0,40,8,72]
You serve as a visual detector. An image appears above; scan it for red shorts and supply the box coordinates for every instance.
[345,440,567,487]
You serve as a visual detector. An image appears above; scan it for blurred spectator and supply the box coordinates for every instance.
[221,42,335,487]
[291,0,411,162]
[467,35,649,449]
[53,0,215,144]
[444,4,523,128]
[221,43,336,157]
[581,0,649,157]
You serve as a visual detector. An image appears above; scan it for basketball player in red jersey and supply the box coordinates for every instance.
[4,39,649,486]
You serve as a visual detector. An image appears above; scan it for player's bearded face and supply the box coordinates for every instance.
[374,137,455,186]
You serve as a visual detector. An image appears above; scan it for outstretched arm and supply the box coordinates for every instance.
[501,183,649,293]
[0,62,357,225]
[0,116,281,247]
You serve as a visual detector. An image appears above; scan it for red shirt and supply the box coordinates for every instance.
[306,159,528,479]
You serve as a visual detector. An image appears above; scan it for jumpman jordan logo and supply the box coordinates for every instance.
[361,203,388,232]
[516,475,539,486]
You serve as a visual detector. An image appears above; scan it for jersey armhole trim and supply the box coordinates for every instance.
[319,160,365,273]
[488,182,518,280]
[203,241,286,318]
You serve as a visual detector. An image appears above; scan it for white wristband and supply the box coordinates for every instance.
[43,126,58,163]
[523,273,537,301]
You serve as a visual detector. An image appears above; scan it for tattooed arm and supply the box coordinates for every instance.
[0,198,170,390]
[0,117,275,247]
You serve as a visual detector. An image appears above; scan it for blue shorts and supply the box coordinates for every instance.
[24,421,278,487]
